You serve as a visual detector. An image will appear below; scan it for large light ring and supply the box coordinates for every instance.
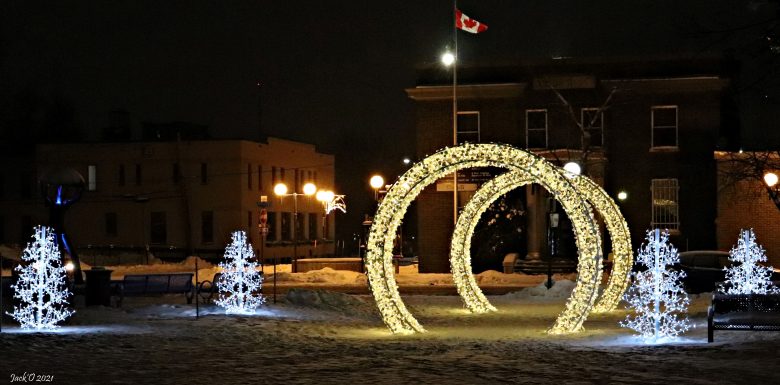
[570,175,633,312]
[366,143,602,334]
[449,171,632,316]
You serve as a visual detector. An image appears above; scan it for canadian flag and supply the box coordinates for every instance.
[456,9,488,34]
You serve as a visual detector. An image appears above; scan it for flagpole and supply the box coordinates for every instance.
[452,0,459,226]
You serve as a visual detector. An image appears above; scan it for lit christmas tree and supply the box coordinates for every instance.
[215,231,264,314]
[720,229,778,295]
[8,226,74,329]
[621,229,691,342]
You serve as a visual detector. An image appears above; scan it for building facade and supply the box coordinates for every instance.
[0,137,336,263]
[406,57,734,273]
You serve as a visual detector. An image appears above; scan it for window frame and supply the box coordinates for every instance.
[580,107,604,148]
[456,110,481,144]
[525,109,548,149]
[650,105,679,150]
[650,178,680,232]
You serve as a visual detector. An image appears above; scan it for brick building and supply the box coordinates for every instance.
[406,56,736,273]
[0,137,337,263]
[716,152,780,266]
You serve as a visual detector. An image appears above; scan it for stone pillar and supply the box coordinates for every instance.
[525,185,547,261]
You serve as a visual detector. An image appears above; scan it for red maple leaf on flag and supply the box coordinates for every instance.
[463,18,478,29]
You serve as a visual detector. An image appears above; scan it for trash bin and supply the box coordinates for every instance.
[84,268,113,306]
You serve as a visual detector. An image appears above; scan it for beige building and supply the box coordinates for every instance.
[0,137,336,263]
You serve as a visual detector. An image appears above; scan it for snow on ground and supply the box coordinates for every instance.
[2,280,780,385]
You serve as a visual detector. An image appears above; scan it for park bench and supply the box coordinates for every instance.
[708,293,780,342]
[196,272,222,304]
[113,273,194,306]
[196,271,265,303]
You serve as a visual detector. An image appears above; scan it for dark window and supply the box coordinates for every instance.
[201,211,213,243]
[201,163,208,185]
[295,213,304,240]
[308,213,318,240]
[280,168,286,184]
[526,109,548,149]
[258,165,263,191]
[295,169,300,192]
[150,211,167,244]
[581,108,604,148]
[651,106,678,148]
[173,163,181,184]
[281,212,291,241]
[105,212,118,237]
[272,166,277,185]
[314,171,317,183]
[135,164,142,186]
[0,216,5,243]
[247,164,252,189]
[266,212,277,241]
[456,111,480,144]
[118,165,125,186]
[246,211,253,244]
[0,173,4,198]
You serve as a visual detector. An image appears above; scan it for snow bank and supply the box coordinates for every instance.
[284,288,379,319]
[273,267,368,285]
[502,279,576,300]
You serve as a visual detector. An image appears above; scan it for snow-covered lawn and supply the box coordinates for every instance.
[2,281,779,385]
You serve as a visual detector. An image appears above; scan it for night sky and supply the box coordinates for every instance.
[2,0,778,240]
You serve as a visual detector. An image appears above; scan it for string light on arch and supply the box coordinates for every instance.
[366,143,606,334]
[449,171,632,316]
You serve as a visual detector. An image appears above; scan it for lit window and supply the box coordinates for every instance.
[456,111,480,144]
[526,109,548,149]
[88,165,97,191]
[651,178,679,231]
[580,108,604,148]
[651,106,678,149]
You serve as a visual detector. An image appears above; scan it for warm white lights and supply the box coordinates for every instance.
[316,190,334,202]
[366,143,618,335]
[273,183,288,196]
[617,191,628,201]
[563,162,581,176]
[403,158,411,165]
[64,261,74,272]
[441,52,455,66]
[369,175,385,189]
[764,172,778,188]
[448,170,633,316]
[303,182,317,196]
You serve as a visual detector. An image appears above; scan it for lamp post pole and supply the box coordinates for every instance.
[293,194,299,272]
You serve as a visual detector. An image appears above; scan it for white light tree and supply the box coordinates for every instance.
[621,229,691,342]
[216,231,264,314]
[8,226,74,329]
[720,229,778,295]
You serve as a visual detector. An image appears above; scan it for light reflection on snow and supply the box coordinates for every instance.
[1,325,142,334]
[580,334,708,347]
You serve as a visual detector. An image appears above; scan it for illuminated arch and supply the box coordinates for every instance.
[366,143,602,334]
[449,170,632,316]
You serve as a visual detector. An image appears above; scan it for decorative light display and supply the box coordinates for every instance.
[449,171,632,315]
[720,229,778,295]
[570,175,633,313]
[9,226,74,329]
[621,229,691,342]
[366,143,603,334]
[216,231,265,314]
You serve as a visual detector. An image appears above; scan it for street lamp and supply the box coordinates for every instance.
[441,52,455,66]
[764,172,780,210]
[370,175,384,201]
[274,181,316,272]
[563,161,582,176]
[617,191,628,201]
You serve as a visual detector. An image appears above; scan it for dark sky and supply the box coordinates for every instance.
[1,0,778,239]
